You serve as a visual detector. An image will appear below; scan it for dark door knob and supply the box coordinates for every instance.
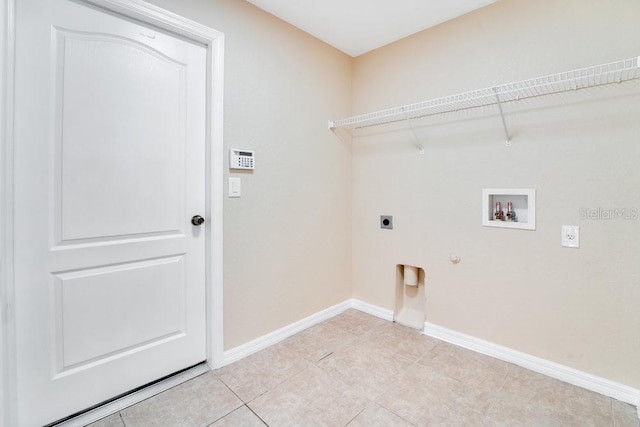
[191,215,205,226]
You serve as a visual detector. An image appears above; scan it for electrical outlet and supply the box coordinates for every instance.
[561,225,579,248]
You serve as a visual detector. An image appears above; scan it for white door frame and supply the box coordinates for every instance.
[0,0,224,424]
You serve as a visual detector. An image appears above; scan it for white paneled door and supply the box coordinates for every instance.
[14,1,208,425]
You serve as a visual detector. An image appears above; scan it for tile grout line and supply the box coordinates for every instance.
[476,362,514,427]
[380,339,463,426]
[317,351,334,362]
[340,325,430,427]
[373,399,419,427]
[203,404,269,427]
[213,374,246,405]
[245,404,270,427]
[205,377,251,425]
[610,398,615,426]
[215,346,311,406]
[342,405,366,427]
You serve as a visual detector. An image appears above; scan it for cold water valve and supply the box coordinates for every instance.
[506,202,516,222]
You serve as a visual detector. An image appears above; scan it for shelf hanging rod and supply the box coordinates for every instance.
[492,87,512,147]
[403,107,425,154]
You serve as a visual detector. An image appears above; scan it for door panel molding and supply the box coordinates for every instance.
[0,1,224,425]
[53,254,188,370]
[52,26,189,243]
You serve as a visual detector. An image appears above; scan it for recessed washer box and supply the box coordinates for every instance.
[482,188,536,230]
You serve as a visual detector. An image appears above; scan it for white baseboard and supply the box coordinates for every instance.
[222,300,353,365]
[350,298,394,321]
[423,321,640,407]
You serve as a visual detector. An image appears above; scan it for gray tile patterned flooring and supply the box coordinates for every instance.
[87,309,639,427]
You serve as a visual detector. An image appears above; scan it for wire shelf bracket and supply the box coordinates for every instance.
[328,56,640,149]
[492,87,511,147]
[403,107,425,154]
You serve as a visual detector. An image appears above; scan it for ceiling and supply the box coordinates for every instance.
[246,0,498,57]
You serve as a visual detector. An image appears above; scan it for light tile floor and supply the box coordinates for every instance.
[88,309,639,427]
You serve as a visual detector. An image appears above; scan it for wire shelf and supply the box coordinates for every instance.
[328,56,640,132]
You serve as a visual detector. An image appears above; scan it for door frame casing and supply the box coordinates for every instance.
[0,1,225,424]
[1,0,17,425]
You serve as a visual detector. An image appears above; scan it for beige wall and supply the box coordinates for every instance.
[352,0,640,388]
[145,0,353,349]
[143,0,640,390]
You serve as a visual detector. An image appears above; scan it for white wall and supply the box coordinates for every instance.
[352,0,640,388]
[146,0,353,349]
